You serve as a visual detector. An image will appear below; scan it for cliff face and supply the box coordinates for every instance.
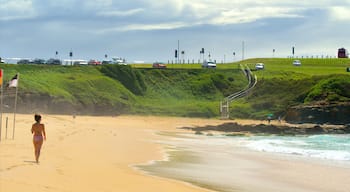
[285,103,350,125]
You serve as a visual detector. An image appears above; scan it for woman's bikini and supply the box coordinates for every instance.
[33,124,44,142]
[33,135,43,142]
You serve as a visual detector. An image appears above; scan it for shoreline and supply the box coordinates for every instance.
[139,130,350,192]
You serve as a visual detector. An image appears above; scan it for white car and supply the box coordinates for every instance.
[202,60,216,68]
[293,60,301,66]
[255,63,264,70]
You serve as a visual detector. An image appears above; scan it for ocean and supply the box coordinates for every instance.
[244,134,350,161]
[138,133,350,192]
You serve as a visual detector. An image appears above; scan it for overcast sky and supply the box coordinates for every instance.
[1,0,350,63]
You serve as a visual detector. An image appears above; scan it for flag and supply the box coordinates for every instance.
[8,74,18,88]
[0,69,3,86]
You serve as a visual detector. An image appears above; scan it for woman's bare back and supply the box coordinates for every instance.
[32,123,45,136]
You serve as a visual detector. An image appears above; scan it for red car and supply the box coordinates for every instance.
[88,60,101,65]
[152,62,166,68]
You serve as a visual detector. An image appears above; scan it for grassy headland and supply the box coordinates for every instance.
[1,58,349,119]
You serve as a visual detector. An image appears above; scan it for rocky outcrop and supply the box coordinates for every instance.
[285,103,350,125]
[182,122,350,135]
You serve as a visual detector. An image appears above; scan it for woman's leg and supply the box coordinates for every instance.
[34,141,43,163]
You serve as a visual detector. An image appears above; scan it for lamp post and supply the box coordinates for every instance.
[69,50,73,65]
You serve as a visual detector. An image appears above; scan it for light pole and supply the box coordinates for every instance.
[177,40,180,64]
[181,51,185,64]
[69,50,73,65]
[175,49,178,64]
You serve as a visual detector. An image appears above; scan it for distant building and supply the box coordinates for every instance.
[338,48,348,58]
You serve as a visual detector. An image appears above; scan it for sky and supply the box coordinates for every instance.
[1,0,350,63]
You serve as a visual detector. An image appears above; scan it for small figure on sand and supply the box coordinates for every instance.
[267,114,273,124]
[31,114,46,163]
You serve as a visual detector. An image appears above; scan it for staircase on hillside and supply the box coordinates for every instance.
[220,64,257,119]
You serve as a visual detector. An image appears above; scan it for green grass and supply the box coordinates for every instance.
[237,58,350,78]
[1,58,349,118]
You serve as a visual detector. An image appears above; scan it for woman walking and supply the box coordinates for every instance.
[31,114,46,163]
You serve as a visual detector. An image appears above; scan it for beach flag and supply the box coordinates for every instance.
[8,74,18,88]
[0,69,3,87]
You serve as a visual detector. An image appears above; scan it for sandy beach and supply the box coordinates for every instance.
[0,114,349,192]
[0,114,219,192]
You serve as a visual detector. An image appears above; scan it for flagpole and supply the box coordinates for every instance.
[12,73,19,140]
[0,69,2,142]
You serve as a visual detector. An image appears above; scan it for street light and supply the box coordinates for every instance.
[69,50,73,65]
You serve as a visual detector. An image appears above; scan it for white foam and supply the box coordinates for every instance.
[244,136,350,161]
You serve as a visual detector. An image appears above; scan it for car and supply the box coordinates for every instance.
[17,59,31,64]
[255,63,264,70]
[31,58,46,64]
[293,60,301,66]
[101,60,113,65]
[73,60,88,65]
[112,57,125,64]
[202,60,216,68]
[46,58,62,65]
[152,62,166,68]
[88,60,101,65]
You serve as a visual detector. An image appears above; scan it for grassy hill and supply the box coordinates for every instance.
[0,64,246,117]
[1,58,349,120]
[230,58,350,119]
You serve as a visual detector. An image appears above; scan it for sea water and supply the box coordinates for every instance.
[243,134,350,161]
[139,133,350,192]
[158,133,350,162]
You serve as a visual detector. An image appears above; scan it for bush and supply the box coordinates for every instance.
[305,75,350,102]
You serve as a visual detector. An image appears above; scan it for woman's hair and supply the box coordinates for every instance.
[34,114,42,122]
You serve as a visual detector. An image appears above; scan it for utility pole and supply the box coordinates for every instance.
[177,40,180,64]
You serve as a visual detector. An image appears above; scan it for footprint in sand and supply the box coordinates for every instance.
[4,163,30,171]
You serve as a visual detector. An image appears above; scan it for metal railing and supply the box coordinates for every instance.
[220,64,257,119]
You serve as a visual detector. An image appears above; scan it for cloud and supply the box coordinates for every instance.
[2,0,350,62]
[0,0,36,21]
[97,8,144,17]
[209,7,303,25]
[329,6,350,21]
[97,22,190,33]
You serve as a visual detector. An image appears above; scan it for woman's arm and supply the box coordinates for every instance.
[42,124,46,140]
